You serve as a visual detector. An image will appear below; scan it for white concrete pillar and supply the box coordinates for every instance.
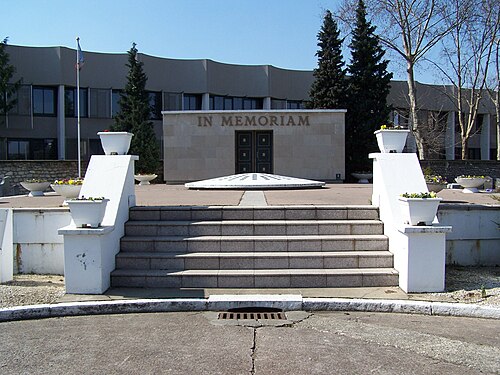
[445,111,455,160]
[263,97,271,110]
[202,93,210,110]
[480,113,491,160]
[57,85,66,159]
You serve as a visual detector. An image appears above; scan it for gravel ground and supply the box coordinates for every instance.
[0,267,499,309]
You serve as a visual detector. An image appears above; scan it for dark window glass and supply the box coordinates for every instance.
[90,88,111,118]
[271,99,286,109]
[7,140,29,160]
[32,87,57,116]
[6,138,57,160]
[148,91,162,120]
[233,97,243,110]
[111,90,121,117]
[64,88,88,117]
[163,92,182,111]
[224,97,233,110]
[183,94,201,110]
[287,101,304,110]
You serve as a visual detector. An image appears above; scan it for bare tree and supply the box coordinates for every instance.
[338,0,455,158]
[486,36,500,160]
[435,0,500,159]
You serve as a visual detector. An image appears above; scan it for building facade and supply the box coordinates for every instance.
[1,44,498,164]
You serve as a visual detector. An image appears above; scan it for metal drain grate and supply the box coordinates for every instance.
[218,307,287,320]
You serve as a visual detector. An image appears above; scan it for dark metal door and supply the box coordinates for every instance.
[235,131,273,174]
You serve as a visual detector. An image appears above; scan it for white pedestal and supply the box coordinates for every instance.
[0,209,13,283]
[59,155,138,294]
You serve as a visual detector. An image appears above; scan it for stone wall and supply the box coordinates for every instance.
[0,160,164,196]
[0,161,88,196]
[420,160,500,187]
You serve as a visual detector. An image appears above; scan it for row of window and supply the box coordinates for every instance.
[7,85,306,118]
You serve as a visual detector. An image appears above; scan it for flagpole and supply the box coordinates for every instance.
[76,37,81,178]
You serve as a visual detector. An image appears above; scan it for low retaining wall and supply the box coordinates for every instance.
[420,160,500,187]
[438,204,500,266]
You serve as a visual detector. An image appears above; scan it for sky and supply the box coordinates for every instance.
[2,0,433,83]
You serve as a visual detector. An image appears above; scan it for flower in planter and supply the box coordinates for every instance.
[53,178,84,185]
[23,178,49,183]
[401,192,437,199]
[424,175,447,184]
[380,124,407,130]
[457,175,485,179]
[70,196,105,201]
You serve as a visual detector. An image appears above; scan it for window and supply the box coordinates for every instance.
[148,91,162,120]
[111,89,122,117]
[90,88,111,118]
[7,140,29,160]
[32,86,57,116]
[286,101,304,110]
[7,85,31,115]
[64,88,88,117]
[209,95,263,110]
[183,94,202,110]
[271,99,286,110]
[6,138,57,160]
[163,92,182,111]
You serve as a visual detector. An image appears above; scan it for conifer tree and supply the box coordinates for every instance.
[345,0,392,174]
[113,43,160,174]
[309,10,348,109]
[0,38,22,123]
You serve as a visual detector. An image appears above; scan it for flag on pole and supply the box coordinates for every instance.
[76,38,84,70]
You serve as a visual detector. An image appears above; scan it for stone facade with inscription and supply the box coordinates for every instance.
[163,110,345,183]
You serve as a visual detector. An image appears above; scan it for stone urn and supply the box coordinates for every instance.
[134,174,157,185]
[455,176,486,194]
[20,181,51,197]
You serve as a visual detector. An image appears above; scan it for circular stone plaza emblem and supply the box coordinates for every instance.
[185,173,325,190]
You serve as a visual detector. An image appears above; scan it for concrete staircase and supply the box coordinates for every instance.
[111,206,398,288]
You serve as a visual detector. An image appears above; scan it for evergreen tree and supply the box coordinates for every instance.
[309,10,348,109]
[346,0,392,174]
[0,38,22,123]
[113,43,160,174]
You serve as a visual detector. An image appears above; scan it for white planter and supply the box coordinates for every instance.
[50,184,82,199]
[134,174,157,185]
[455,177,486,194]
[426,182,446,193]
[20,181,51,197]
[67,199,109,228]
[97,131,133,155]
[374,129,410,153]
[351,173,372,184]
[398,197,442,226]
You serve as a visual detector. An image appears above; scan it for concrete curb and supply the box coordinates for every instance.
[1,296,499,322]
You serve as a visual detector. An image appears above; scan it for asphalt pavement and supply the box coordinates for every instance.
[0,311,499,374]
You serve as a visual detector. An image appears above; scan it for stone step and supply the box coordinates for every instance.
[129,205,379,221]
[111,268,399,288]
[124,220,384,236]
[119,234,389,253]
[116,251,394,270]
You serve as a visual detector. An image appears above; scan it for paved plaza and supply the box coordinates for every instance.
[1,183,498,208]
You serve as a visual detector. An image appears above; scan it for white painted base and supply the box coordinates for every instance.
[59,155,138,294]
[370,153,452,293]
[0,209,13,283]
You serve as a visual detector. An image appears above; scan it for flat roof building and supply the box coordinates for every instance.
[1,44,497,169]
